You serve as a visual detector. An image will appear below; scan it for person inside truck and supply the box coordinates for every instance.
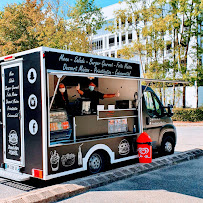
[53,83,69,111]
[76,82,120,112]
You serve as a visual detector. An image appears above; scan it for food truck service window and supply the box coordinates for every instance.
[48,74,140,146]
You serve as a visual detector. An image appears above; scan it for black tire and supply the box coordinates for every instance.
[88,152,105,174]
[159,136,175,156]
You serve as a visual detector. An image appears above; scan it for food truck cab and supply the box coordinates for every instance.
[0,47,176,181]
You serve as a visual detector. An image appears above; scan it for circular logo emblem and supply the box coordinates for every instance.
[27,68,37,84]
[8,130,18,145]
[118,139,130,155]
[29,119,38,135]
[28,94,37,110]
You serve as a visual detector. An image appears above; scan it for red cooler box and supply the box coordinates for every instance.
[137,132,152,163]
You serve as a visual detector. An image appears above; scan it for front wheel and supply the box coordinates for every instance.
[88,152,105,174]
[159,136,175,156]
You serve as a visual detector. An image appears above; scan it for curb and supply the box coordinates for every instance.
[1,148,203,203]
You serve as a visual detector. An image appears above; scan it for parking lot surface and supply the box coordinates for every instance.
[61,156,203,203]
[0,125,202,202]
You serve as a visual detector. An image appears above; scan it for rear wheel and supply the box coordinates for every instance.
[88,152,105,174]
[159,136,175,156]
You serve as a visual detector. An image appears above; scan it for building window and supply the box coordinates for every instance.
[121,20,125,27]
[128,33,132,43]
[92,42,96,50]
[122,35,125,44]
[92,39,103,50]
[127,16,132,27]
[109,37,115,47]
[116,19,119,28]
[111,52,115,57]
[166,42,172,53]
[137,32,139,40]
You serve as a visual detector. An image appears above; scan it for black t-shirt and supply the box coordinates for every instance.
[83,90,104,112]
[54,91,69,110]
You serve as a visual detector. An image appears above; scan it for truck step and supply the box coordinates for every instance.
[0,168,31,182]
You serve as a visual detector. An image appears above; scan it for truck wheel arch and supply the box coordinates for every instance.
[83,144,114,170]
[158,125,177,147]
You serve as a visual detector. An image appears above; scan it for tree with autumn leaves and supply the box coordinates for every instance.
[0,0,104,56]
[0,0,44,55]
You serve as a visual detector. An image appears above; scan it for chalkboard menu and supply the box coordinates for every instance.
[45,52,140,78]
[4,66,21,161]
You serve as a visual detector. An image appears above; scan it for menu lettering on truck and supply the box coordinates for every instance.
[4,67,21,161]
[45,52,140,77]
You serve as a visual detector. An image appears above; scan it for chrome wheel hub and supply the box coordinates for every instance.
[165,141,172,152]
[89,154,101,170]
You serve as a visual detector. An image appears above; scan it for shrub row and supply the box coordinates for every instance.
[172,107,203,122]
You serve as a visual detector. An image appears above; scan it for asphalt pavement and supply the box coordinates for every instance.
[0,125,203,202]
[59,124,203,203]
[60,155,203,203]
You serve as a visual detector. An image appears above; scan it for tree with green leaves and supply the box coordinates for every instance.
[108,0,202,107]
[164,0,203,107]
[68,0,105,52]
[0,0,45,55]
[107,0,150,74]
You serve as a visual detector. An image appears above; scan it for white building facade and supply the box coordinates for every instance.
[91,2,138,59]
[91,2,203,108]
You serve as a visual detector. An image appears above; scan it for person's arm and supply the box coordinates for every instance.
[77,89,84,95]
[103,94,116,98]
[76,83,84,96]
[103,90,120,98]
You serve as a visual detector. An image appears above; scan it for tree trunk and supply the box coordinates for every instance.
[183,85,186,108]
[173,84,175,107]
[159,87,162,103]
[173,28,176,107]
[163,83,166,106]
[196,85,198,108]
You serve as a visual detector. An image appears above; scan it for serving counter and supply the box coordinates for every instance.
[75,108,138,140]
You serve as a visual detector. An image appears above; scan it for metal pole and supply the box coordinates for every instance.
[49,75,62,110]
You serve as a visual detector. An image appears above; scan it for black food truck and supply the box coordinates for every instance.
[0,47,177,181]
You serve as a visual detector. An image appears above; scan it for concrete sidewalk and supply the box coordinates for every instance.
[173,121,203,126]
[1,148,203,203]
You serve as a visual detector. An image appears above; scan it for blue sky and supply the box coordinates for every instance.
[0,0,119,10]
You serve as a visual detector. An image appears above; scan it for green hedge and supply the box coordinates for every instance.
[172,107,203,122]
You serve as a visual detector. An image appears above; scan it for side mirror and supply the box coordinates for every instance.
[163,104,173,117]
[167,104,173,117]
[164,104,173,117]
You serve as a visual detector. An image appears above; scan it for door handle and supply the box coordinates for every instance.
[146,117,150,125]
